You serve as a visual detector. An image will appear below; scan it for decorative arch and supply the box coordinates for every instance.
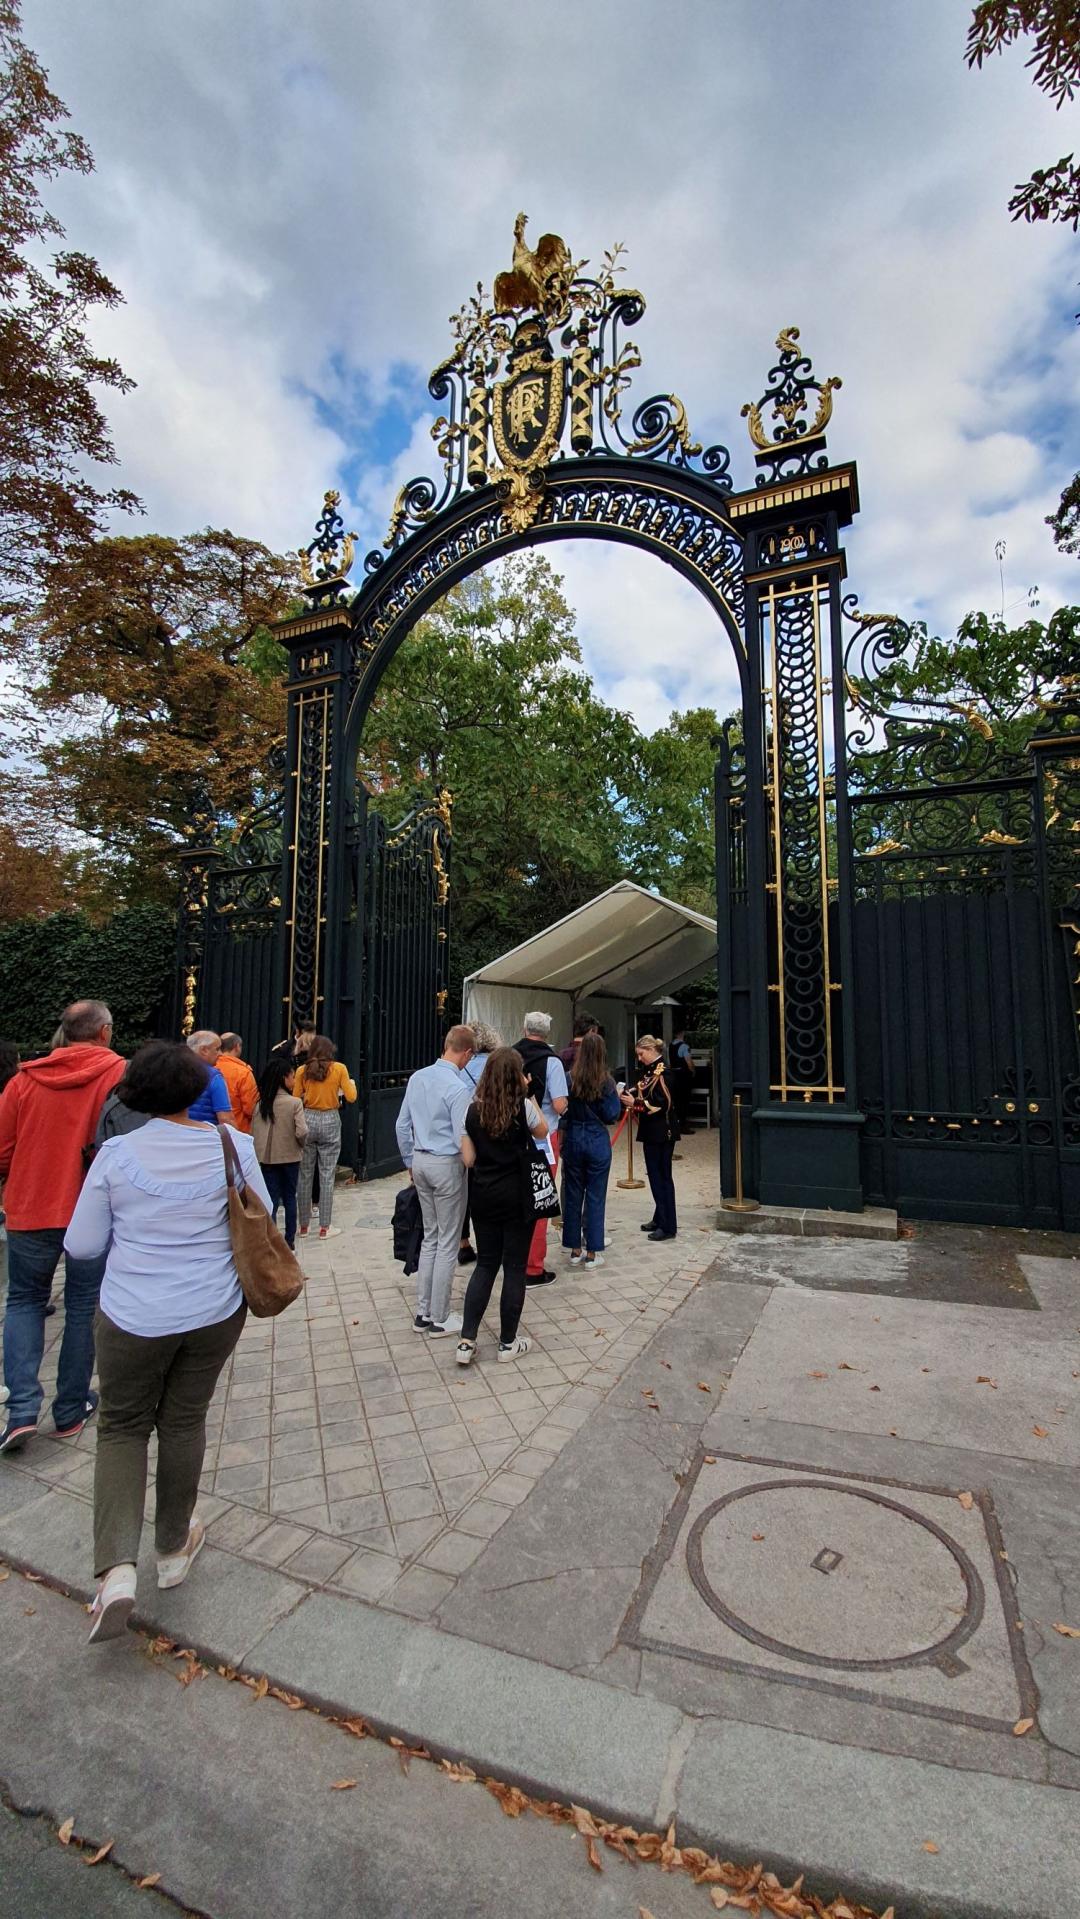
[265,221,866,1205]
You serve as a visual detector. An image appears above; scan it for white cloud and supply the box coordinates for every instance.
[21,0,1080,687]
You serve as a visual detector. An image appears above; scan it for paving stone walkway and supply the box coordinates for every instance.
[7,1129,722,1615]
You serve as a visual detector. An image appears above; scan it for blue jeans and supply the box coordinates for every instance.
[561,1135,612,1254]
[2,1227,106,1428]
[261,1162,299,1247]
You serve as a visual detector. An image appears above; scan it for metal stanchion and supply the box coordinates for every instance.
[721,1092,760,1212]
[616,1118,645,1190]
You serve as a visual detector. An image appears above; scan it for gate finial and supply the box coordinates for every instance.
[741,326,842,486]
[298,489,357,602]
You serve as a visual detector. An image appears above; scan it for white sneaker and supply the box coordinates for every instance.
[429,1312,464,1338]
[497,1337,531,1363]
[87,1562,137,1643]
[569,1250,583,1266]
[584,1253,605,1268]
[455,1339,476,1367]
[604,1236,613,1247]
[157,1520,206,1590]
[318,1225,342,1239]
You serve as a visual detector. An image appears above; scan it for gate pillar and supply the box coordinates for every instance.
[273,493,360,1042]
[727,332,865,1209]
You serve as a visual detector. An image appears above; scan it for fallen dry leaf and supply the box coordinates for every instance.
[250,1673,269,1701]
[888,1428,899,1436]
[1032,1426,1049,1438]
[869,1384,881,1391]
[957,1491,974,1510]
[1012,1717,1035,1736]
[58,1817,75,1846]
[137,1873,162,1890]
[0,1568,9,1581]
[921,1841,940,1854]
[585,1834,603,1872]
[697,1381,711,1393]
[751,1533,766,1542]
[639,1909,658,1919]
[703,1454,717,1464]
[807,1371,828,1379]
[659,1360,672,1370]
[331,1778,358,1791]
[837,1362,856,1371]
[23,1606,35,1616]
[85,1841,114,1866]
[24,1571,43,1582]
[1052,1622,1080,1638]
[975,1375,998,1388]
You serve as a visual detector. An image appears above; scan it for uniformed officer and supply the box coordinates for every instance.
[621,1034,678,1241]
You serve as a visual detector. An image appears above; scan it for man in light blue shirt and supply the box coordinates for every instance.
[395,1024,475,1336]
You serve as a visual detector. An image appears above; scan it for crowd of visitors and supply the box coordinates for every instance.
[0,993,694,1640]
[395,1011,686,1371]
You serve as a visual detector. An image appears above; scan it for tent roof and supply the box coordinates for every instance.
[463,881,717,1005]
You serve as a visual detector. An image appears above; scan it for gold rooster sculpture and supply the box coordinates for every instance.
[494,213,573,317]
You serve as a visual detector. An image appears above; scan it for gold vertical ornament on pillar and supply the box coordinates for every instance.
[570,336,594,454]
[467,384,489,486]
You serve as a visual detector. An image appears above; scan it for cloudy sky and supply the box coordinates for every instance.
[25,0,1080,731]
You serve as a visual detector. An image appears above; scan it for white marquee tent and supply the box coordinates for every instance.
[462,881,717,1075]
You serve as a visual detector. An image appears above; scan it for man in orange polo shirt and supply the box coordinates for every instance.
[217,1033,258,1133]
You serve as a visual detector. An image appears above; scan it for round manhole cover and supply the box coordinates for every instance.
[686,1478,984,1672]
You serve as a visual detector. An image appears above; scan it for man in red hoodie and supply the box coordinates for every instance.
[0,1000,125,1452]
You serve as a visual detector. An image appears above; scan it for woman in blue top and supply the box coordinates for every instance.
[560,1033,621,1268]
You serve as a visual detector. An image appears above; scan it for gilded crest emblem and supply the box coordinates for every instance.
[491,319,565,474]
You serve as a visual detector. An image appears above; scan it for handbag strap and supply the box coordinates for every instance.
[219,1124,246,1195]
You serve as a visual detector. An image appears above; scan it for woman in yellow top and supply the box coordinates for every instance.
[294,1038,357,1239]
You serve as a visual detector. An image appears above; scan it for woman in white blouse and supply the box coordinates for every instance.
[64,1040,271,1643]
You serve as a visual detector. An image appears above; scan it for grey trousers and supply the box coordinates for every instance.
[92,1303,246,1576]
[298,1108,342,1229]
[412,1152,467,1326]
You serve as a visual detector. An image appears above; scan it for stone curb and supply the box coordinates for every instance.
[1,1477,1074,1919]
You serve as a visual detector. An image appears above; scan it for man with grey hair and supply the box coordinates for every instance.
[217,1032,257,1133]
[516,1011,568,1285]
[0,1000,125,1452]
[184,1031,232,1126]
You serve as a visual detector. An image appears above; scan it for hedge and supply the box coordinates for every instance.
[0,906,176,1057]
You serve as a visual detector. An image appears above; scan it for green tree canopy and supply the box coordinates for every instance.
[847,604,1080,790]
[358,555,725,990]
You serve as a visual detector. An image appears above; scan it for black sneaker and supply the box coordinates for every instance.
[647,1230,677,1242]
[413,1314,434,1333]
[525,1269,557,1286]
[0,1418,36,1454]
[640,1221,658,1232]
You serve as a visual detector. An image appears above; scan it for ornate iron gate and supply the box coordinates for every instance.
[174,796,284,1066]
[358,792,452,1178]
[844,614,1079,1231]
[173,216,1080,1223]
